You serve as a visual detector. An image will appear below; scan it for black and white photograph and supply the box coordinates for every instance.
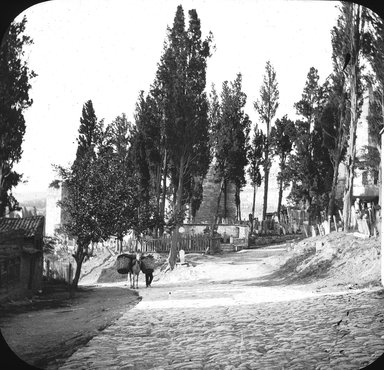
[1,0,384,368]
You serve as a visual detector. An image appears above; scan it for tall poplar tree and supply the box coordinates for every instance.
[57,100,104,288]
[286,67,333,220]
[97,114,139,252]
[339,3,367,230]
[320,75,349,217]
[270,115,295,219]
[213,74,250,221]
[254,61,279,220]
[131,89,164,236]
[247,125,264,229]
[364,10,384,207]
[0,16,36,216]
[156,6,212,268]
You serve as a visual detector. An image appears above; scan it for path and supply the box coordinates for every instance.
[59,248,384,369]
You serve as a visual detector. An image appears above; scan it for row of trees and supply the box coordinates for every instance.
[2,5,384,287]
[51,6,215,284]
[53,102,149,286]
[0,16,36,216]
[248,3,384,228]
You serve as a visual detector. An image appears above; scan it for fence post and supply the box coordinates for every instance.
[68,263,72,287]
[46,259,50,280]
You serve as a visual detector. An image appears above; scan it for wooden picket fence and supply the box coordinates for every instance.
[43,258,73,284]
[140,235,221,254]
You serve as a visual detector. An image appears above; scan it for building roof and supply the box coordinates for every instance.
[0,216,45,237]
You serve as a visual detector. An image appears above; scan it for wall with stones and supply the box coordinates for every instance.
[45,185,63,236]
[193,164,237,224]
[337,93,379,200]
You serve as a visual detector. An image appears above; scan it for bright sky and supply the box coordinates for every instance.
[11,0,340,197]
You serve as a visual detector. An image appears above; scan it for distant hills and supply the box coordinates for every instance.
[13,191,47,216]
[20,198,46,209]
[14,191,47,203]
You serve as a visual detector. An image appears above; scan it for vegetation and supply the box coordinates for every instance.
[254,61,279,220]
[247,125,264,229]
[0,16,36,216]
[211,74,251,223]
[155,6,212,268]
[270,115,295,219]
[338,3,367,230]
[6,3,384,286]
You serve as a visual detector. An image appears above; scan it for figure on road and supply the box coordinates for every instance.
[141,254,155,288]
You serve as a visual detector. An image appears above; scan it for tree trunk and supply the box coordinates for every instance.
[189,199,193,223]
[160,150,167,236]
[214,179,224,225]
[251,184,256,219]
[263,167,269,220]
[235,185,241,221]
[251,184,257,233]
[277,177,283,220]
[343,4,360,231]
[328,155,341,217]
[155,164,162,237]
[71,242,87,289]
[169,154,185,270]
[379,91,384,209]
[379,146,382,209]
[381,129,384,287]
[0,166,6,217]
[223,179,227,219]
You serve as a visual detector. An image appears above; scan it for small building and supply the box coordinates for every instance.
[0,216,45,302]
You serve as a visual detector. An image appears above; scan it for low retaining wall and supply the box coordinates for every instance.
[248,234,305,248]
[221,243,244,253]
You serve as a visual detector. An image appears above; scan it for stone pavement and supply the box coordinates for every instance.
[59,277,384,370]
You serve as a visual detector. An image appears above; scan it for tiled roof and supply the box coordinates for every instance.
[0,216,45,237]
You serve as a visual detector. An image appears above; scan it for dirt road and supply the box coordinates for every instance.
[60,248,384,369]
[0,285,140,369]
[1,238,383,369]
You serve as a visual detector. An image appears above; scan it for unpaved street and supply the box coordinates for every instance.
[58,248,384,369]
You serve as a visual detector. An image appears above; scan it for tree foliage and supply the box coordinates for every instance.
[97,114,141,242]
[56,101,104,287]
[0,16,36,215]
[155,5,212,268]
[333,2,369,229]
[247,125,264,225]
[55,103,141,288]
[247,126,264,189]
[211,73,251,221]
[364,9,384,206]
[254,61,279,219]
[285,68,333,221]
[130,89,164,234]
[270,115,295,217]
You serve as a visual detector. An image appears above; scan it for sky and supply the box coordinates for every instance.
[9,0,340,198]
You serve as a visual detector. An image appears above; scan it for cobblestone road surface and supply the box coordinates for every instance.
[59,251,384,370]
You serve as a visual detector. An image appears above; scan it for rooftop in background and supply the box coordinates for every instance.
[0,216,45,238]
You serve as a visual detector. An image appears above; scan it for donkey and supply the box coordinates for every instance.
[128,251,142,289]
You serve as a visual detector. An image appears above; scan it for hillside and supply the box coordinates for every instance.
[267,231,381,290]
[80,232,382,293]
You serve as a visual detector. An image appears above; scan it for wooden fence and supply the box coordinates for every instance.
[139,235,221,254]
[43,258,73,284]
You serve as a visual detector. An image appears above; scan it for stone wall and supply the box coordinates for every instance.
[45,185,63,236]
[193,164,237,224]
[182,223,249,240]
[337,92,379,200]
[45,183,70,236]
